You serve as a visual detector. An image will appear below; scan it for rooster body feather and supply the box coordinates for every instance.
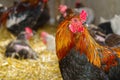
[59,48,109,80]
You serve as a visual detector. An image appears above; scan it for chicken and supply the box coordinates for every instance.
[0,0,49,35]
[105,33,120,47]
[5,27,38,59]
[88,24,120,47]
[40,31,55,52]
[57,4,73,23]
[98,15,120,35]
[33,0,50,30]
[56,10,109,80]
[98,21,113,35]
[87,24,106,45]
[62,10,120,80]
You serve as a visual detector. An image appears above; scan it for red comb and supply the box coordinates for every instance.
[80,10,87,23]
[25,27,32,34]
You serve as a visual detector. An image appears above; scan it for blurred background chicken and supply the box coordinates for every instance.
[87,24,120,47]
[0,0,50,35]
[105,33,120,47]
[57,4,74,24]
[5,27,38,59]
[40,31,55,53]
[87,24,106,45]
[98,15,120,35]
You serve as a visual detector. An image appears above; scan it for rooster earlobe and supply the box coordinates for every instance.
[80,10,87,23]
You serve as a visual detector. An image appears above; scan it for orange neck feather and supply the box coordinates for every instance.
[56,16,75,60]
[75,27,118,71]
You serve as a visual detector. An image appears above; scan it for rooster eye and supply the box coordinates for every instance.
[74,19,77,22]
[73,18,79,22]
[72,18,79,23]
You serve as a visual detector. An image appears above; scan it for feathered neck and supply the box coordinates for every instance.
[75,27,118,71]
[56,15,75,60]
[74,27,101,66]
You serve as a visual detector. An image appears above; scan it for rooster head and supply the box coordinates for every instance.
[69,10,87,33]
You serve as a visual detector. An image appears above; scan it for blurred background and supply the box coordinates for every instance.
[1,0,120,24]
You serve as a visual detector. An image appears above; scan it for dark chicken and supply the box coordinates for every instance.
[5,27,38,59]
[87,24,106,46]
[98,22,113,35]
[105,34,120,47]
[33,0,50,30]
[98,15,120,35]
[88,24,120,47]
[56,10,109,80]
[0,0,50,35]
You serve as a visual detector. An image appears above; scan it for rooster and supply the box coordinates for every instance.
[5,27,38,59]
[0,0,49,35]
[58,9,120,80]
[56,10,109,80]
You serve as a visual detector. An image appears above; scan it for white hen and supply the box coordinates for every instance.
[40,31,56,53]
